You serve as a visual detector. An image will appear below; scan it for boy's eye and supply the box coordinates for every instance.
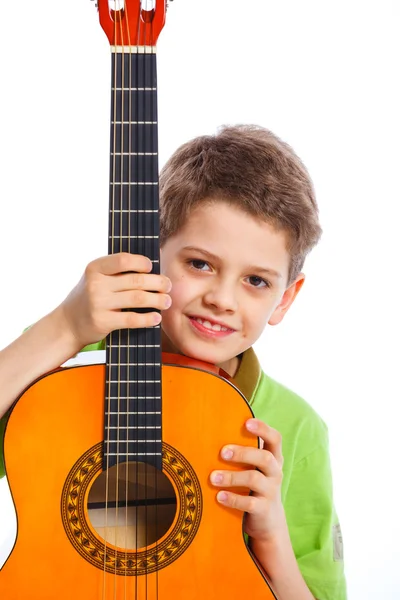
[247,275,270,288]
[190,259,210,271]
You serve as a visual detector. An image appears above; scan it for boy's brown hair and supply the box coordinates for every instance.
[159,125,322,286]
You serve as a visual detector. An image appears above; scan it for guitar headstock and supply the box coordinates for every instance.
[95,0,167,47]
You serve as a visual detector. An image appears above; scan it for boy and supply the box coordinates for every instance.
[0,125,346,599]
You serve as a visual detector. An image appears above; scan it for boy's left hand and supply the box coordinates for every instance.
[210,418,287,544]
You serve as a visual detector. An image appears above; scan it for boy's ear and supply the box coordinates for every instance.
[268,274,305,326]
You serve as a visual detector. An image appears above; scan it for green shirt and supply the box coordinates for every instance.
[235,349,347,600]
[0,343,346,599]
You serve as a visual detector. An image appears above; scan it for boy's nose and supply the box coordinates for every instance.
[203,281,238,313]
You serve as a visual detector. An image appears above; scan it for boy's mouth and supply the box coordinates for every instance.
[187,315,236,338]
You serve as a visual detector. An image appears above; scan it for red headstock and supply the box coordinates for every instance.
[98,0,167,47]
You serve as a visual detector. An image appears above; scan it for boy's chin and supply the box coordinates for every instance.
[161,330,237,373]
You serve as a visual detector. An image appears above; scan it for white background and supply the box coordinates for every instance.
[0,0,399,598]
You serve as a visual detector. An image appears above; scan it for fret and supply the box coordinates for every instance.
[111,47,156,54]
[109,235,159,239]
[110,363,161,367]
[105,442,162,452]
[105,430,162,442]
[112,87,157,91]
[106,377,161,387]
[110,124,157,154]
[108,344,160,348]
[108,238,159,257]
[107,348,161,367]
[110,154,158,183]
[107,413,161,428]
[111,91,157,123]
[112,121,157,124]
[111,44,156,54]
[109,211,160,239]
[114,152,158,156]
[107,398,160,413]
[108,412,161,415]
[106,439,162,444]
[107,426,161,429]
[107,392,161,401]
[106,453,162,456]
[107,380,161,383]
[108,379,161,384]
[108,185,159,211]
[109,329,161,343]
[106,396,161,400]
[108,365,160,379]
[112,53,157,88]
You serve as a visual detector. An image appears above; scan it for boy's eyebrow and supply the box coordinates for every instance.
[181,246,283,280]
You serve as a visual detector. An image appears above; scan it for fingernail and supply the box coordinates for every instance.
[165,296,172,308]
[210,472,223,484]
[221,447,233,460]
[246,419,258,431]
[154,313,162,325]
[217,492,228,503]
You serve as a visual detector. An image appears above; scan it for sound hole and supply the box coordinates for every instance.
[87,461,177,550]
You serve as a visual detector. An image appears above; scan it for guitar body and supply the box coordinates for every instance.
[0,357,275,599]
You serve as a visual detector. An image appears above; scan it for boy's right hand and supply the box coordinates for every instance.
[57,253,172,351]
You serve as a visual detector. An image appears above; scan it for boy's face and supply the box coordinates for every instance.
[160,200,304,376]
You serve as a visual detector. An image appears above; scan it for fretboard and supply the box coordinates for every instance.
[104,48,162,471]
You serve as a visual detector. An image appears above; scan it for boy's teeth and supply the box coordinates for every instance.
[195,318,228,332]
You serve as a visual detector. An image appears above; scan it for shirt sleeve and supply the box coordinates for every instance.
[284,443,347,600]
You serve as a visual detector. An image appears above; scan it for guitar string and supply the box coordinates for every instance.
[144,17,149,600]
[125,3,144,598]
[124,4,133,600]
[103,2,119,598]
[116,1,126,598]
[149,15,160,599]
[114,2,126,599]
[133,4,142,599]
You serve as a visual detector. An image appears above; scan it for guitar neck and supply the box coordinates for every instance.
[105,47,162,471]
[109,48,160,264]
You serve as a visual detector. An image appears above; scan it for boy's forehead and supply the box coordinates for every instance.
[167,200,290,281]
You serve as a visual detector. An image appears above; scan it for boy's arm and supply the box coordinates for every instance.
[250,534,316,600]
[0,253,172,420]
[0,307,80,419]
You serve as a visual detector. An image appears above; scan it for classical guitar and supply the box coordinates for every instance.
[0,1,277,598]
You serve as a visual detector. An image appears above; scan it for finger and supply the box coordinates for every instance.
[86,253,153,276]
[246,419,284,467]
[107,289,172,312]
[108,272,172,294]
[106,308,162,330]
[216,491,262,514]
[210,468,268,496]
[220,445,281,478]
